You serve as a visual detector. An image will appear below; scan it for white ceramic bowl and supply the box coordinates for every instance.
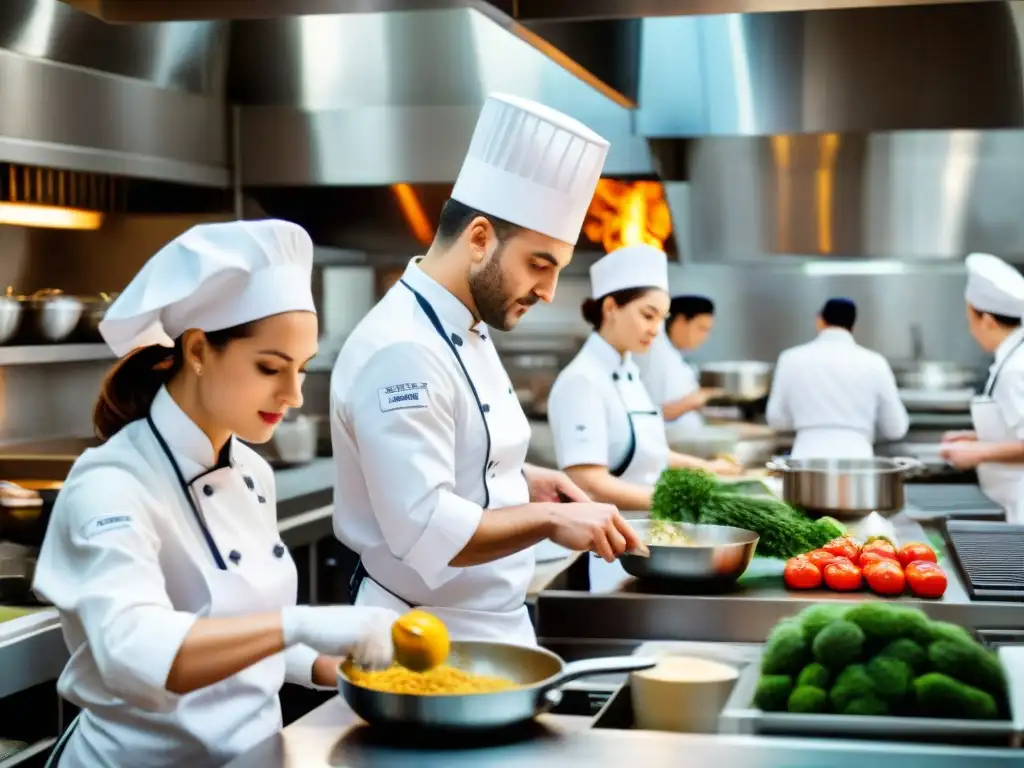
[630,655,740,733]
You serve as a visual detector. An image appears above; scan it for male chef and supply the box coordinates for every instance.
[330,93,643,645]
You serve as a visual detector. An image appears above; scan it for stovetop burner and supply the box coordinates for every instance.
[942,520,1024,602]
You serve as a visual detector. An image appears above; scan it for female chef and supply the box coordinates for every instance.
[33,220,396,768]
[547,245,740,513]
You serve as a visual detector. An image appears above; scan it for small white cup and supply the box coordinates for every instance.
[630,655,740,733]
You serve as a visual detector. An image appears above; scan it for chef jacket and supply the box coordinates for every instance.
[766,328,909,458]
[547,333,670,487]
[634,332,704,434]
[974,327,1024,518]
[330,259,536,645]
[33,388,315,768]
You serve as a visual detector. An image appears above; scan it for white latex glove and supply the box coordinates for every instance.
[281,606,398,668]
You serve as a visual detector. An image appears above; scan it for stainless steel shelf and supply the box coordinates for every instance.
[0,345,113,366]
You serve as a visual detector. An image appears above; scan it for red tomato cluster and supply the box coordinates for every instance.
[783,537,947,599]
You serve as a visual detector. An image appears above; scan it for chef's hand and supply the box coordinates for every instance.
[549,503,643,563]
[939,441,987,469]
[524,464,591,503]
[942,430,977,444]
[706,457,743,476]
[682,387,725,410]
[281,606,398,668]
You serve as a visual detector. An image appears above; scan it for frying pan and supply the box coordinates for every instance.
[338,641,655,729]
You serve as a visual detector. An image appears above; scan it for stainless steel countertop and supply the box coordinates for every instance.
[536,510,1024,644]
[223,694,1022,767]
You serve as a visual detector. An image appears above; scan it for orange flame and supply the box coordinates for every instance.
[583,180,672,253]
[392,183,434,246]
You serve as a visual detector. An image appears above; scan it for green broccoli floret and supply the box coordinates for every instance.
[928,640,1007,697]
[812,619,864,670]
[927,621,976,646]
[829,664,875,711]
[799,604,847,642]
[845,603,930,648]
[761,622,808,675]
[788,685,828,714]
[842,695,889,716]
[877,638,928,675]
[754,674,793,712]
[914,673,998,720]
[865,656,912,704]
[796,662,831,690]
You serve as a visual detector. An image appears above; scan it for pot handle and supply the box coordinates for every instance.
[766,456,790,472]
[892,456,925,471]
[542,656,657,693]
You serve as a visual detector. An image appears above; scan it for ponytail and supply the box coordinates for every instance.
[93,341,183,441]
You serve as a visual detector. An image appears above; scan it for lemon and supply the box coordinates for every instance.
[391,609,450,672]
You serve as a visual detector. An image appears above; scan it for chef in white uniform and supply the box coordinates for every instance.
[547,246,740,513]
[634,295,720,441]
[33,220,395,768]
[331,93,644,648]
[766,298,908,458]
[941,253,1024,520]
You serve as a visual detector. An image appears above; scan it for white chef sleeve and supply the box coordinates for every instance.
[547,373,611,469]
[765,352,794,430]
[284,644,333,690]
[875,360,910,441]
[32,464,198,712]
[346,343,483,590]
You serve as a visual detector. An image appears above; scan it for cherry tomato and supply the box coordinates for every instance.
[823,559,863,592]
[862,539,897,560]
[905,560,948,599]
[784,557,823,590]
[863,558,906,596]
[822,536,860,561]
[897,542,938,568]
[858,550,897,568]
[805,549,839,572]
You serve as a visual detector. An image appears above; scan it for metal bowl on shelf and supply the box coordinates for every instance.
[619,519,759,585]
[700,361,773,404]
[11,289,84,343]
[766,456,924,519]
[78,292,118,342]
[0,295,22,345]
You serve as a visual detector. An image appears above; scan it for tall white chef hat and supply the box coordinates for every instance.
[590,244,669,299]
[451,93,610,245]
[965,252,1024,318]
[99,219,316,358]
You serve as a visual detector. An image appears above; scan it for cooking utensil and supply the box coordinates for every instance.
[78,292,118,342]
[667,425,741,460]
[269,414,317,465]
[766,456,924,518]
[700,361,773,403]
[618,519,759,584]
[338,641,656,729]
[893,360,980,392]
[0,294,23,345]
[9,288,84,343]
[0,480,60,547]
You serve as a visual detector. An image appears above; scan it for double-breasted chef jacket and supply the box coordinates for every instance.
[766,328,909,458]
[34,387,304,768]
[331,259,538,646]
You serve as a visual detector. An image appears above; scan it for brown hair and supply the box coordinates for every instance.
[93,323,256,441]
[581,288,652,331]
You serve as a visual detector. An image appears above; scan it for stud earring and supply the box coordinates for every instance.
[194,364,202,376]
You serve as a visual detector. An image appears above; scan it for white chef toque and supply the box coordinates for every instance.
[99,219,316,358]
[450,93,610,245]
[965,252,1024,318]
[590,244,669,299]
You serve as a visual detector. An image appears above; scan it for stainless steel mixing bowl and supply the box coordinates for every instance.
[619,519,759,584]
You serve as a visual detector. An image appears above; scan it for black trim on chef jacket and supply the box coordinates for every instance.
[349,280,497,606]
[147,414,232,571]
[985,335,1024,396]
[609,370,658,478]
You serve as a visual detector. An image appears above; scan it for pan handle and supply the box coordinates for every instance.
[891,456,925,471]
[765,456,790,472]
[544,655,658,693]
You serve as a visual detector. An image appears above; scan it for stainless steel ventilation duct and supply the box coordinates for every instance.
[684,132,1024,262]
[635,3,1024,137]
